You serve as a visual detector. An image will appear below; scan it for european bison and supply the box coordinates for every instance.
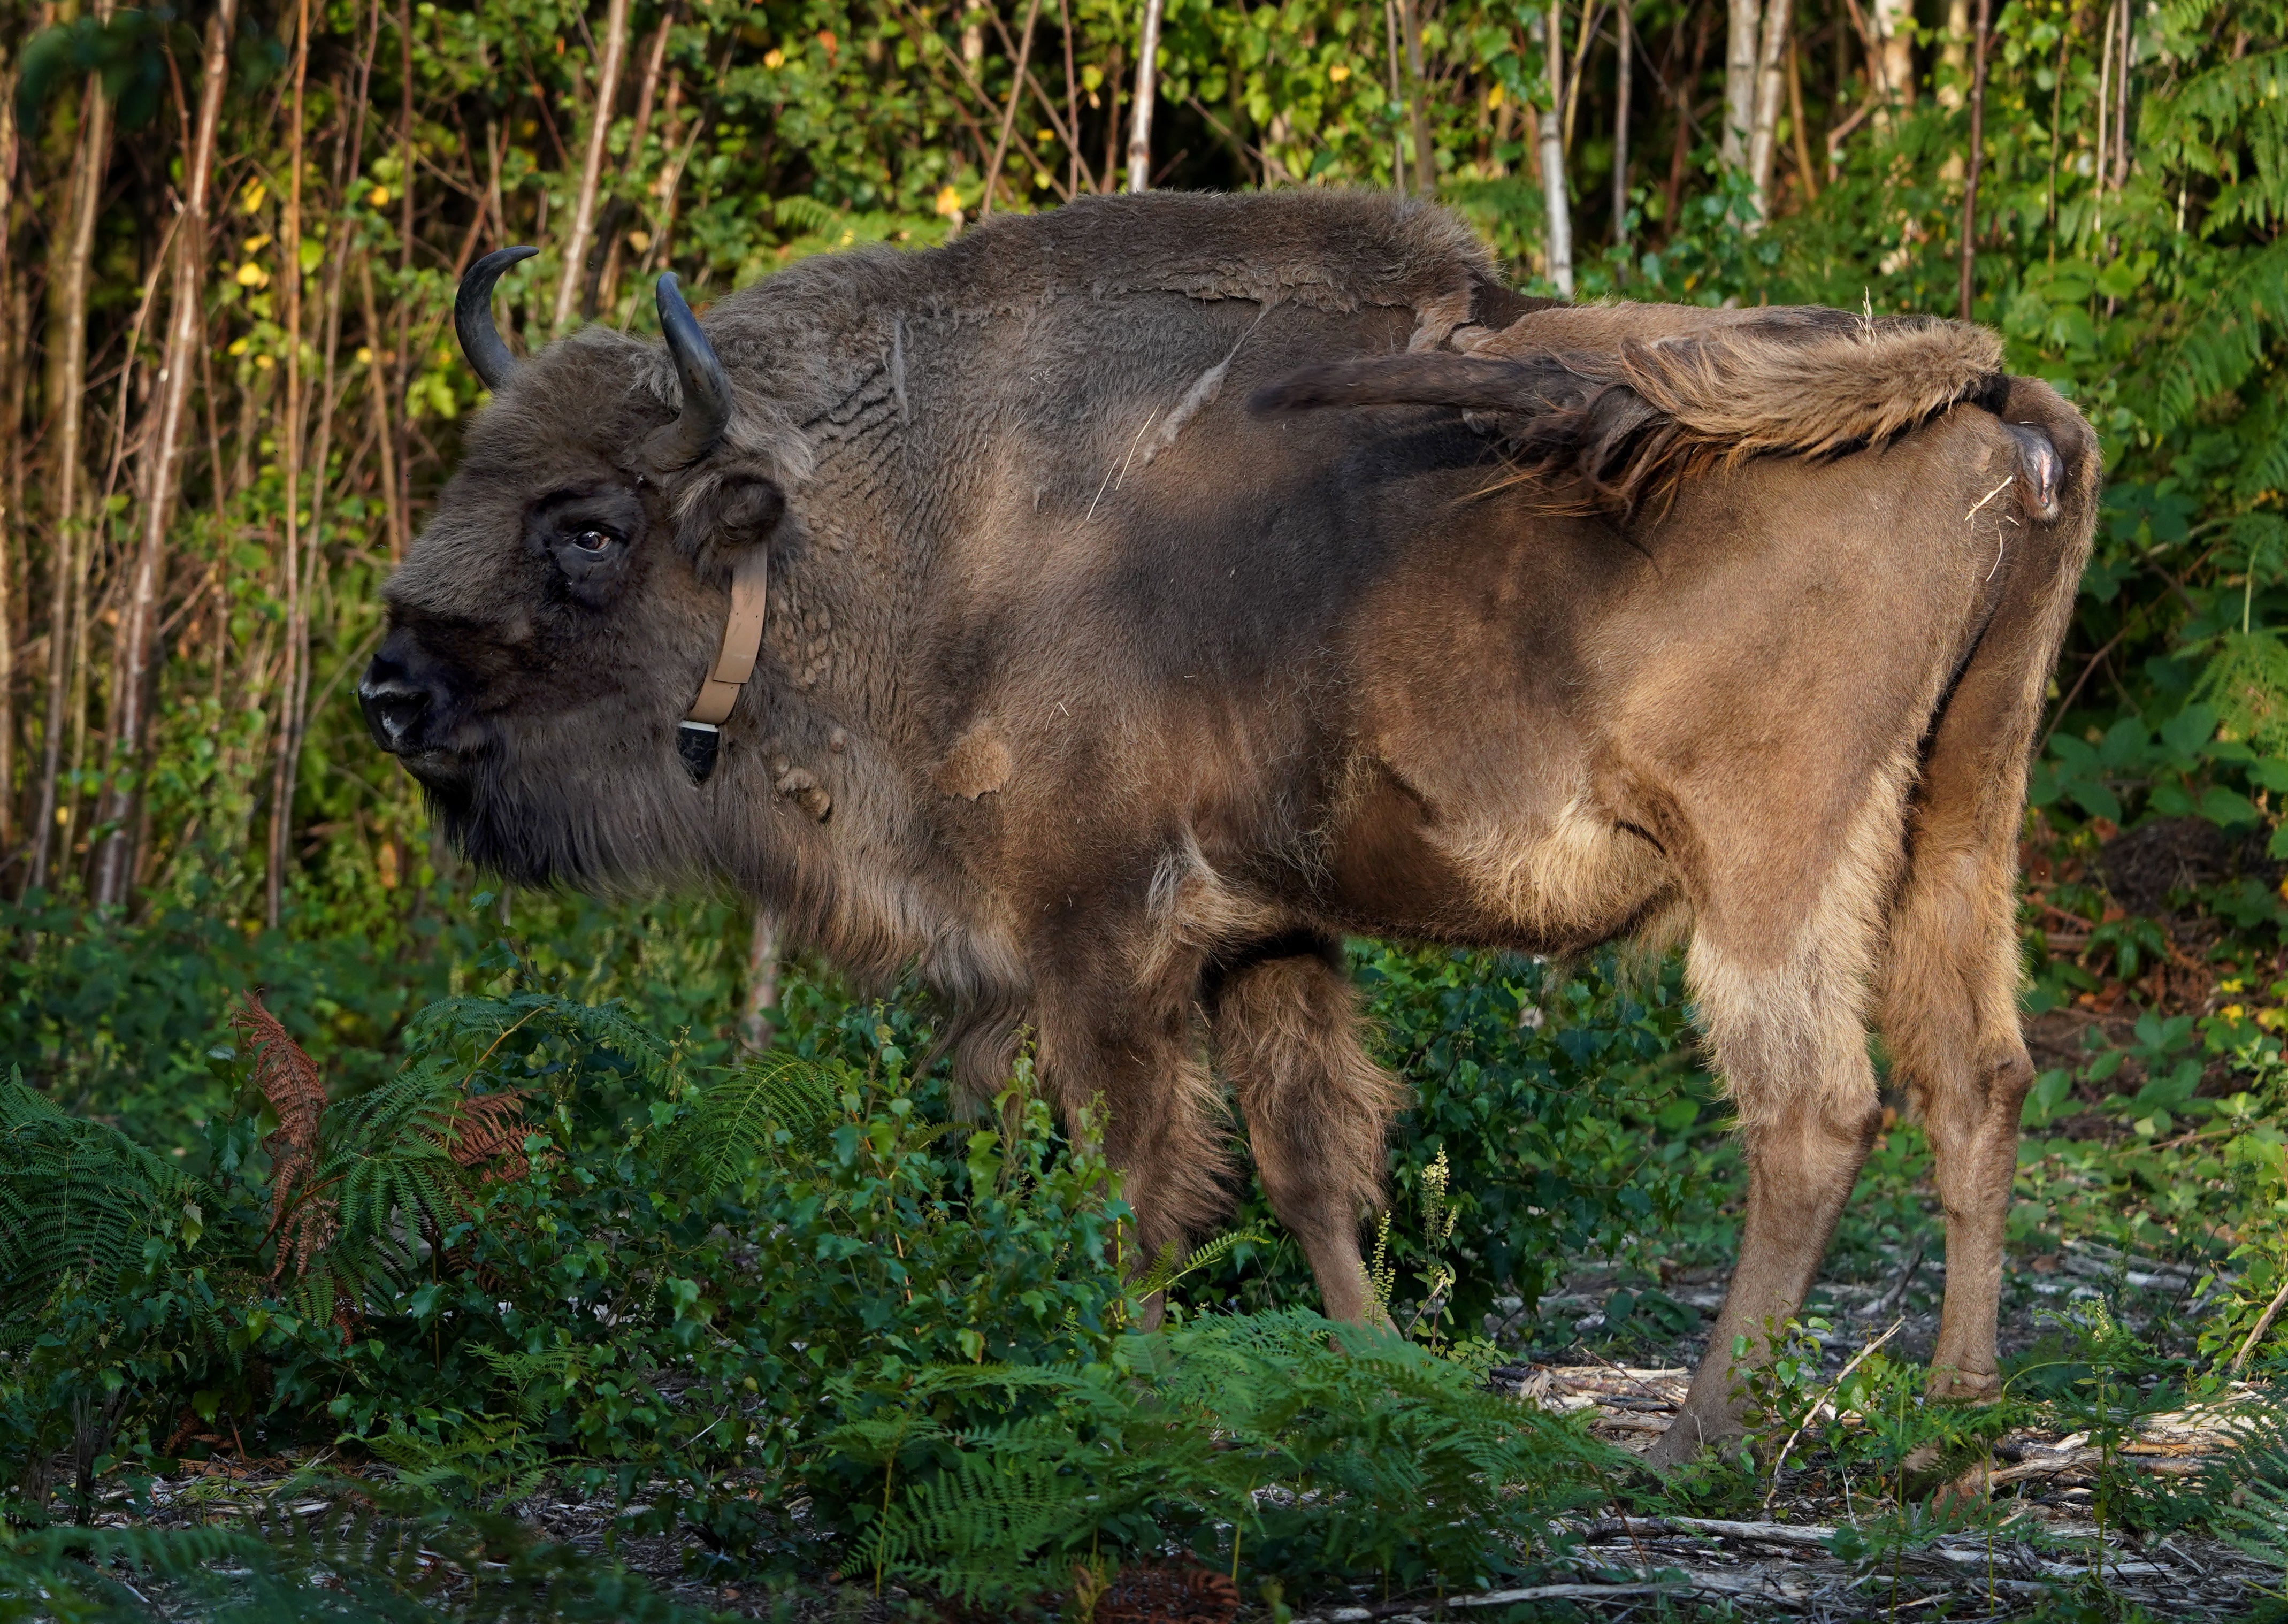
[361,190,2094,1462]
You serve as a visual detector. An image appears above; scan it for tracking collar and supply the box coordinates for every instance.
[676,545,769,784]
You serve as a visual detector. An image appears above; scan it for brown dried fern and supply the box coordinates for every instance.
[437,1090,532,1183]
[229,992,326,1248]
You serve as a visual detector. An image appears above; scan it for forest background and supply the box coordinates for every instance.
[6,0,2288,1611]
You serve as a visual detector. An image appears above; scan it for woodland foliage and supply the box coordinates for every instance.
[5,0,2288,1614]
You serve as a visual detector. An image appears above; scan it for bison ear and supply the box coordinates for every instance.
[675,466,786,570]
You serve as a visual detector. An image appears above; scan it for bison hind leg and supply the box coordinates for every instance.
[1207,938,1405,1327]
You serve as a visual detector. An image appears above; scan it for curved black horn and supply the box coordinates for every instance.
[649,273,733,469]
[454,246,538,391]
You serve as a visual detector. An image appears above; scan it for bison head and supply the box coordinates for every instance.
[360,249,801,887]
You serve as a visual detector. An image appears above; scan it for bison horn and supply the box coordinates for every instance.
[454,246,538,392]
[649,273,733,469]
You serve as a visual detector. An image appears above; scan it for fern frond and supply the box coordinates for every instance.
[2196,625,2288,755]
[0,1070,201,1332]
[667,1053,843,1195]
[233,991,327,1221]
[1135,1224,1270,1299]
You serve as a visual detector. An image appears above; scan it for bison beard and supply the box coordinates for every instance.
[362,190,2096,1466]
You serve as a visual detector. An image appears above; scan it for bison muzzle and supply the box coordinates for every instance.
[363,190,2095,1468]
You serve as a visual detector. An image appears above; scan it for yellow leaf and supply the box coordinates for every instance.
[235,263,270,288]
[1329,63,1351,82]
[935,185,963,218]
[763,48,784,67]
[369,186,391,209]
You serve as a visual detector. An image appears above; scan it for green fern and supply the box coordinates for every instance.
[0,1069,201,1337]
[664,1052,845,1195]
[2197,626,2288,756]
[1135,1224,1271,1300]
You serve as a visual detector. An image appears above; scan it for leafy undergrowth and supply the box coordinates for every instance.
[12,917,2288,1619]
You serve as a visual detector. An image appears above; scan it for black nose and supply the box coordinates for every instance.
[359,632,443,755]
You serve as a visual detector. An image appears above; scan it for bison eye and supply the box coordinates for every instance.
[571,527,617,553]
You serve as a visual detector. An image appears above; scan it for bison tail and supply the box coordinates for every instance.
[1249,313,2008,515]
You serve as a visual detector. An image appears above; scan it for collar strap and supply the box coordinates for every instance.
[675,546,769,784]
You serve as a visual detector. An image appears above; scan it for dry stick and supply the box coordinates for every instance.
[599,13,674,321]
[555,0,632,334]
[265,0,312,931]
[1126,0,1166,191]
[29,71,111,893]
[2230,1277,2288,1377]
[1761,1317,1904,1513]
[96,0,241,909]
[1956,0,1991,321]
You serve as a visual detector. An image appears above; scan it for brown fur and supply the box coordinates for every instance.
[362,191,2096,1467]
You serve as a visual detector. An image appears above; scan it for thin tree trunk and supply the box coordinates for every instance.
[982,0,1045,215]
[740,908,780,1053]
[1539,2,1573,295]
[1958,0,1991,321]
[1384,0,1406,193]
[2112,0,2131,190]
[30,75,111,894]
[358,257,407,561]
[1747,0,1794,218]
[1561,1,1598,155]
[1786,32,1818,203]
[1611,4,1631,247]
[1060,0,1083,198]
[266,0,312,929]
[2093,1,2111,242]
[1399,0,1434,194]
[1938,0,1970,109]
[1126,0,1165,191]
[96,0,240,909]
[554,0,632,335]
[1872,0,1914,114]
[1722,0,1757,171]
[0,74,18,858]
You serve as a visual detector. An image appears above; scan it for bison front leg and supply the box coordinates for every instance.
[1207,943,1404,1326]
[1033,982,1235,1325]
[1644,932,1885,1471]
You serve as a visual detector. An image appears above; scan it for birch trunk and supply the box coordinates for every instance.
[740,909,781,1053]
[1539,3,1573,295]
[1126,0,1165,191]
[1872,0,1915,113]
[96,0,241,908]
[1746,0,1793,218]
[29,76,110,893]
[554,0,632,334]
[1722,0,1758,171]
